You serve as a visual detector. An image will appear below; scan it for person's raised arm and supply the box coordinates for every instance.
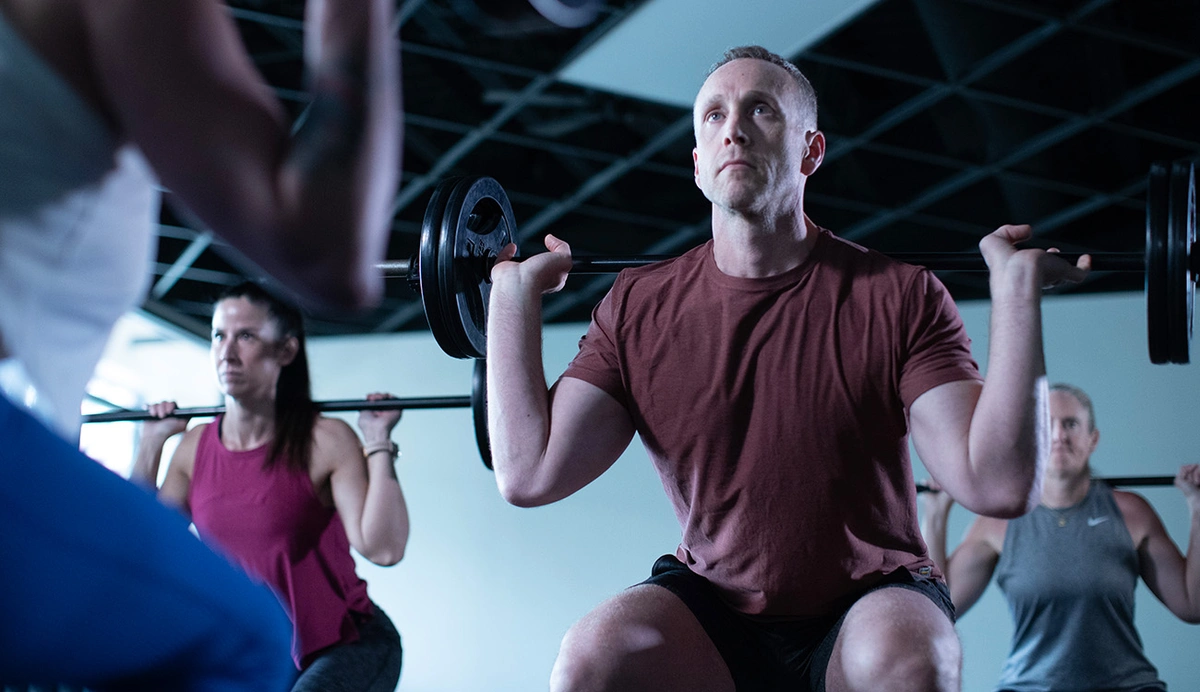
[919,482,955,577]
[82,0,400,311]
[130,401,200,516]
[911,224,1090,518]
[324,401,409,566]
[131,401,189,490]
[486,235,636,507]
[1125,465,1200,623]
[919,483,1004,615]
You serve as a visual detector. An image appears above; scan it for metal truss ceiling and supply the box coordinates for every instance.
[145,0,1200,340]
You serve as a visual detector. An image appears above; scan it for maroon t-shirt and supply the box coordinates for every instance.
[564,230,979,617]
[189,418,372,667]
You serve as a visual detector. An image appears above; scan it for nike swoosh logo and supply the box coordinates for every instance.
[1087,516,1109,527]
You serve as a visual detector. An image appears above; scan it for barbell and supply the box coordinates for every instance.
[915,476,1177,494]
[82,360,493,466]
[381,161,1196,364]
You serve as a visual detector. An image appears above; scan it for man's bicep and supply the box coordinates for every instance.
[539,376,637,498]
[910,379,982,498]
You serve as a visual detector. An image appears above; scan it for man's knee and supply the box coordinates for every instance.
[549,621,621,692]
[548,586,731,692]
[841,628,960,690]
[830,589,961,692]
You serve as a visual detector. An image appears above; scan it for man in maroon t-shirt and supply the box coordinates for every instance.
[486,45,1090,692]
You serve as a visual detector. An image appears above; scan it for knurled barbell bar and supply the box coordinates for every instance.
[83,360,492,466]
[82,396,468,423]
[916,476,1177,494]
[380,162,1196,365]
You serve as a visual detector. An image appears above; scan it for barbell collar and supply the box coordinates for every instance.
[82,395,472,424]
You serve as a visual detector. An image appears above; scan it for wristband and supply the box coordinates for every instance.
[363,440,400,460]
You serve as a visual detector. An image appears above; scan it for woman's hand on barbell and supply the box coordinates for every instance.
[142,400,190,442]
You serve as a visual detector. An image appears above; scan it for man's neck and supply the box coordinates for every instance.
[711,208,817,278]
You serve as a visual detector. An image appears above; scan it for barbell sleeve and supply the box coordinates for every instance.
[82,395,472,424]
[378,259,413,277]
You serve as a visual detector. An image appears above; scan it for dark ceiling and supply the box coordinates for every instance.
[145,0,1199,346]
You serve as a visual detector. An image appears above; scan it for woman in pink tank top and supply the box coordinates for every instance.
[132,281,409,691]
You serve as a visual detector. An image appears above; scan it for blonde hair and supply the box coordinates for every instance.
[1050,382,1097,431]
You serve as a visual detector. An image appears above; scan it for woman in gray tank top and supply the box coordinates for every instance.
[920,383,1200,692]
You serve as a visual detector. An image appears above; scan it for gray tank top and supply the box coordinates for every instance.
[993,480,1165,691]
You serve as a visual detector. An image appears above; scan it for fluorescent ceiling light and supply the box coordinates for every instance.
[561,0,882,108]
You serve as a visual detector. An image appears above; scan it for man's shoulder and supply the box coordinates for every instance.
[608,241,711,294]
[623,241,710,275]
[819,229,927,276]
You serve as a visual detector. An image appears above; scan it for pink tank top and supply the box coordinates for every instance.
[189,417,372,667]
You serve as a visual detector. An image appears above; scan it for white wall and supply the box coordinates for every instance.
[303,291,1200,692]
[914,292,1200,691]
[93,291,1200,691]
[303,330,681,692]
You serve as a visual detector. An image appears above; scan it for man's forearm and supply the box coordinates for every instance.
[970,267,1049,515]
[486,279,555,503]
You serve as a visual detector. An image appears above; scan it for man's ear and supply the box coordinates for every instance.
[801,130,825,175]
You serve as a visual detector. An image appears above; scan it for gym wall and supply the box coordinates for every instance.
[88,289,1199,691]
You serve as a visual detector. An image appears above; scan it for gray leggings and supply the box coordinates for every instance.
[292,605,402,692]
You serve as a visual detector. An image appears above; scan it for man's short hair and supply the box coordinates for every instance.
[706,45,818,131]
[1050,382,1097,431]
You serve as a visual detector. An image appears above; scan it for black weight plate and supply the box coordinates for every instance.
[472,358,493,470]
[1167,161,1195,364]
[419,178,463,359]
[1146,162,1170,364]
[437,176,517,360]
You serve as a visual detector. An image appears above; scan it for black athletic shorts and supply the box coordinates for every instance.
[641,554,955,692]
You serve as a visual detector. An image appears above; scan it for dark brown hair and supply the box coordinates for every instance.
[216,282,317,471]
